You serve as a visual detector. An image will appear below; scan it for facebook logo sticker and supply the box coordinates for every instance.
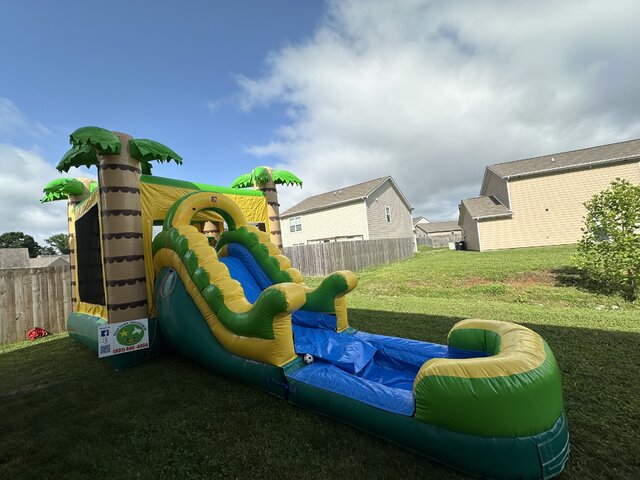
[100,329,109,337]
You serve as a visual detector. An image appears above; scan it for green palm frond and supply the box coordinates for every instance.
[56,144,99,172]
[230,173,253,188]
[40,178,85,203]
[230,167,303,188]
[70,126,120,154]
[129,138,183,165]
[40,191,67,203]
[140,161,153,175]
[271,169,302,187]
[89,181,98,193]
[252,166,271,184]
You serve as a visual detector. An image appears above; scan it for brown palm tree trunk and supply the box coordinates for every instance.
[68,178,93,311]
[255,167,283,249]
[98,132,148,323]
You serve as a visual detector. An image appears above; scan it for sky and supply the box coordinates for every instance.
[1,0,640,244]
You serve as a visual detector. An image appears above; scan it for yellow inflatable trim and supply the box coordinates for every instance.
[414,319,547,384]
[76,301,108,320]
[170,191,247,230]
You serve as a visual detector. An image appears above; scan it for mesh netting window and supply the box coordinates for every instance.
[75,205,105,306]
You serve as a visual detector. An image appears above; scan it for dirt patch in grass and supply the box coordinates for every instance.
[460,271,559,289]
[506,271,557,287]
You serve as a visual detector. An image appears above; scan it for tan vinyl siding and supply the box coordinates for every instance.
[460,207,480,251]
[481,169,510,208]
[365,181,413,239]
[281,201,368,246]
[478,161,640,250]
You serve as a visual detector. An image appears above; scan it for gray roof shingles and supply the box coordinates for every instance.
[461,196,511,220]
[416,220,461,234]
[281,176,390,217]
[488,137,640,179]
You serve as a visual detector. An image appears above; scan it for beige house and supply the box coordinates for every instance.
[281,176,414,246]
[413,216,430,227]
[416,221,462,239]
[30,255,70,268]
[459,138,640,251]
[0,248,70,268]
[0,248,30,268]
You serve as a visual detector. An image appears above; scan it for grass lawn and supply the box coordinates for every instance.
[1,245,639,479]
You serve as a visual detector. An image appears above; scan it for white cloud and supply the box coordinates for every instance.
[0,99,94,244]
[0,144,94,244]
[206,98,227,113]
[237,0,640,219]
[0,98,51,140]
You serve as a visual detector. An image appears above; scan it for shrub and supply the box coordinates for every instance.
[575,179,640,301]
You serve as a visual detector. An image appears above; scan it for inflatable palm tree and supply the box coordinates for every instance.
[56,126,182,323]
[231,167,302,249]
[40,177,96,204]
[41,177,96,309]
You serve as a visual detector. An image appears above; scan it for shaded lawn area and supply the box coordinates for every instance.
[1,245,639,479]
[0,334,460,480]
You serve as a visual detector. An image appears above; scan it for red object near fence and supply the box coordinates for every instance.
[27,327,48,340]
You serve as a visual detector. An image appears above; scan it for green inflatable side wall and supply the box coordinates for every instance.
[153,267,290,398]
[287,374,569,480]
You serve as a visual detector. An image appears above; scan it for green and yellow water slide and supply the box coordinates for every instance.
[68,188,569,479]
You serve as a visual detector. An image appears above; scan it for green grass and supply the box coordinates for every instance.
[1,245,639,479]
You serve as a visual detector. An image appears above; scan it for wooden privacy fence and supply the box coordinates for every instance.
[417,233,462,248]
[283,237,415,277]
[0,266,71,346]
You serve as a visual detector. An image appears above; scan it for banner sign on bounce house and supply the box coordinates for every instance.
[98,319,150,358]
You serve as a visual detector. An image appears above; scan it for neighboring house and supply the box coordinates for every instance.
[459,138,640,251]
[29,255,70,268]
[412,216,430,227]
[413,216,431,239]
[0,248,30,268]
[0,249,70,268]
[416,221,462,239]
[281,176,414,246]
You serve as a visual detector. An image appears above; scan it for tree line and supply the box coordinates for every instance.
[0,231,69,257]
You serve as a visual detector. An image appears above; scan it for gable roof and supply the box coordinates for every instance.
[29,255,70,267]
[282,176,412,217]
[488,137,640,180]
[416,220,461,234]
[412,216,430,226]
[461,196,512,220]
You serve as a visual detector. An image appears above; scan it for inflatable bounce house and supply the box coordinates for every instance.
[44,127,570,479]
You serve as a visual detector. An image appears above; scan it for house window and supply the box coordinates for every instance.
[385,206,391,223]
[289,216,302,232]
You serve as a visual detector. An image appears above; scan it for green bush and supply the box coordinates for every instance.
[575,179,640,301]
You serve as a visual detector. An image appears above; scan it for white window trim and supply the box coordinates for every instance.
[289,216,302,233]
[385,206,391,223]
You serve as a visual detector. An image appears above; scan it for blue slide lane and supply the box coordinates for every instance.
[221,243,484,415]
